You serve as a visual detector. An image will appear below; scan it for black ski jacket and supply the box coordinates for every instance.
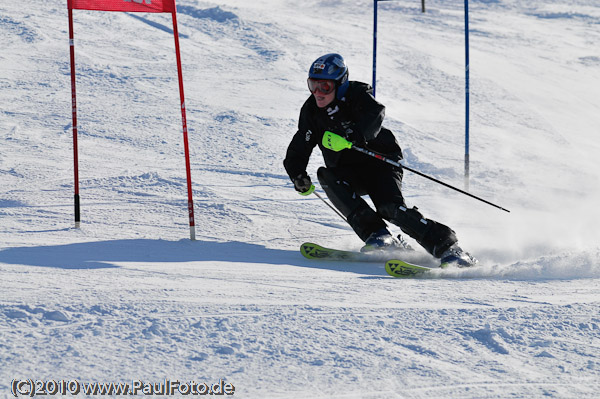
[284,81,402,180]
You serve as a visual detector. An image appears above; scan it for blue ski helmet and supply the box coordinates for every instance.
[308,53,349,100]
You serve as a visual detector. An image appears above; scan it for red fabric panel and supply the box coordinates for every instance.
[68,0,175,13]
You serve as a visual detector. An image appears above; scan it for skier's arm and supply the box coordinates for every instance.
[352,87,385,143]
[283,106,317,181]
[284,131,312,178]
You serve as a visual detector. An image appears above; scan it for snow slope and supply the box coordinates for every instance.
[1,0,599,397]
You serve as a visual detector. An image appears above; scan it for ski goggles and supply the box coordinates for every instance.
[307,78,336,95]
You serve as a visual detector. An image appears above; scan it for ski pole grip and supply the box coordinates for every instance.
[299,184,315,196]
[322,131,353,152]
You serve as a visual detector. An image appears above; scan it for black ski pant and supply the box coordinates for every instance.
[317,162,457,258]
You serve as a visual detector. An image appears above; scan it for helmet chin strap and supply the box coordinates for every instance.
[336,76,349,100]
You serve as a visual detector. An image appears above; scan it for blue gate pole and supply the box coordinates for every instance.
[464,0,470,191]
[373,0,378,97]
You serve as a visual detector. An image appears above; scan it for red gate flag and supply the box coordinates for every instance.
[67,0,197,239]
[68,0,175,13]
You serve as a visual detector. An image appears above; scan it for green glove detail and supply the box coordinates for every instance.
[322,131,353,152]
[299,184,315,196]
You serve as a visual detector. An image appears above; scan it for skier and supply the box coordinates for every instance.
[283,53,476,267]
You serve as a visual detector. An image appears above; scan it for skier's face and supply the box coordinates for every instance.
[313,90,335,108]
[308,78,336,108]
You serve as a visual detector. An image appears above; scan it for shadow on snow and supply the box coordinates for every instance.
[0,239,388,277]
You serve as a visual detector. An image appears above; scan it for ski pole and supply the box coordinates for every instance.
[313,190,347,222]
[322,131,510,213]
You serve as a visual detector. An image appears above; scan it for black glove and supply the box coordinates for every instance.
[292,173,313,195]
[343,125,365,146]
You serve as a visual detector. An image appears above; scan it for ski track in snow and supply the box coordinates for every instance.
[1,0,600,398]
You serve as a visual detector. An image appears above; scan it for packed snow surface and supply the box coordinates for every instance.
[1,0,599,397]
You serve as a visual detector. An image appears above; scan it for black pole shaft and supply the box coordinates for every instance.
[352,146,510,213]
[313,191,347,222]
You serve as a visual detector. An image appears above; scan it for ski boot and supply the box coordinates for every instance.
[361,228,413,253]
[440,243,478,268]
[396,234,414,251]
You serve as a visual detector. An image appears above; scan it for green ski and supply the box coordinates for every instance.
[385,259,438,278]
[301,243,444,278]
[301,242,366,261]
[300,242,399,262]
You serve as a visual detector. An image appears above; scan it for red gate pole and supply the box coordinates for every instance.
[68,5,81,228]
[171,9,196,240]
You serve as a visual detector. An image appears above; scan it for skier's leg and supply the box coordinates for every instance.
[382,200,475,265]
[379,204,457,258]
[317,166,387,241]
[366,164,457,258]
